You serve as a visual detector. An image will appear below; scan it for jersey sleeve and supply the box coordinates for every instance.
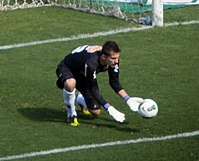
[108,63,123,93]
[86,63,108,107]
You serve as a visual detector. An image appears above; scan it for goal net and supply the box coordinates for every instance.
[0,0,198,26]
[0,0,162,25]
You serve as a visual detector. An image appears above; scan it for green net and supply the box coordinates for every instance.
[90,0,199,13]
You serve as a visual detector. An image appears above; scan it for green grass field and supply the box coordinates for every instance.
[0,6,199,161]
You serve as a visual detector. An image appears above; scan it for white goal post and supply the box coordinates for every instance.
[152,0,164,26]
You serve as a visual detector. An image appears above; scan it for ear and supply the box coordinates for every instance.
[101,54,107,60]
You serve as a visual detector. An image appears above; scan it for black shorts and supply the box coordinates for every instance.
[56,61,100,110]
[56,61,74,89]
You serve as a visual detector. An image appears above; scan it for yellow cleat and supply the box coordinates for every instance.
[82,108,91,115]
[68,116,80,127]
[78,104,91,115]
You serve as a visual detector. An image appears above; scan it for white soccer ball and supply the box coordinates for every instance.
[138,99,158,118]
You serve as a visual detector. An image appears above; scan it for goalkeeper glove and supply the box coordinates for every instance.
[105,104,125,123]
[124,96,144,112]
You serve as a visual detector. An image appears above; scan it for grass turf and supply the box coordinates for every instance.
[0,6,199,161]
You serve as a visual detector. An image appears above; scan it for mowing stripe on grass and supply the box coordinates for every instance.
[0,20,199,51]
[0,130,198,161]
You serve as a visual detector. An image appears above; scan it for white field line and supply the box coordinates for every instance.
[0,26,151,50]
[165,20,199,26]
[0,20,199,51]
[0,130,199,161]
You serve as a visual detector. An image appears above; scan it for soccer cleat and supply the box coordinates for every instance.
[68,116,80,127]
[82,108,91,115]
[78,103,91,115]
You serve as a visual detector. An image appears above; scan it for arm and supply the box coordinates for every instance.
[108,64,144,112]
[86,64,109,109]
[86,64,125,122]
[108,64,128,100]
[117,89,128,99]
[108,63,123,93]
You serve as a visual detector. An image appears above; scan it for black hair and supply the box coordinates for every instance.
[102,41,121,56]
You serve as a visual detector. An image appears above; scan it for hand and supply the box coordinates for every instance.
[126,97,144,112]
[107,106,125,123]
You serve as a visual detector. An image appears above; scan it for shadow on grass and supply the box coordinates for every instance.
[18,107,140,133]
[17,107,65,123]
[80,120,140,133]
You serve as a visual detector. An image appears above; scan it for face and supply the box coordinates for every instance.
[102,51,120,68]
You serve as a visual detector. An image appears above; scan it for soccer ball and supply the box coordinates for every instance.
[138,99,158,118]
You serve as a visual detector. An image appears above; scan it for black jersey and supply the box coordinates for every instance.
[63,45,123,107]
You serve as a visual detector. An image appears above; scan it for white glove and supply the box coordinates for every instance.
[126,97,144,112]
[107,106,125,123]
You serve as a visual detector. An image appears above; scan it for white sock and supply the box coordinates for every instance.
[63,88,77,117]
[76,93,88,109]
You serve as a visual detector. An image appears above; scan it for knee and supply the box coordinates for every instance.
[89,109,101,116]
[64,78,76,92]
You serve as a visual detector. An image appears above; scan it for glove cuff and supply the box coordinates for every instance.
[124,95,130,102]
[104,103,111,110]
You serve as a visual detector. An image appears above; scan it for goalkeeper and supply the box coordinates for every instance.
[56,41,144,126]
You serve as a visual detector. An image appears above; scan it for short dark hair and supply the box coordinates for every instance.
[102,41,121,56]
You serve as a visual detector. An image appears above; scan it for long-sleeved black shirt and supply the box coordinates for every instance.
[63,45,123,107]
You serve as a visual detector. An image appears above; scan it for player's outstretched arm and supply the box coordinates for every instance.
[86,65,125,122]
[118,89,144,112]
